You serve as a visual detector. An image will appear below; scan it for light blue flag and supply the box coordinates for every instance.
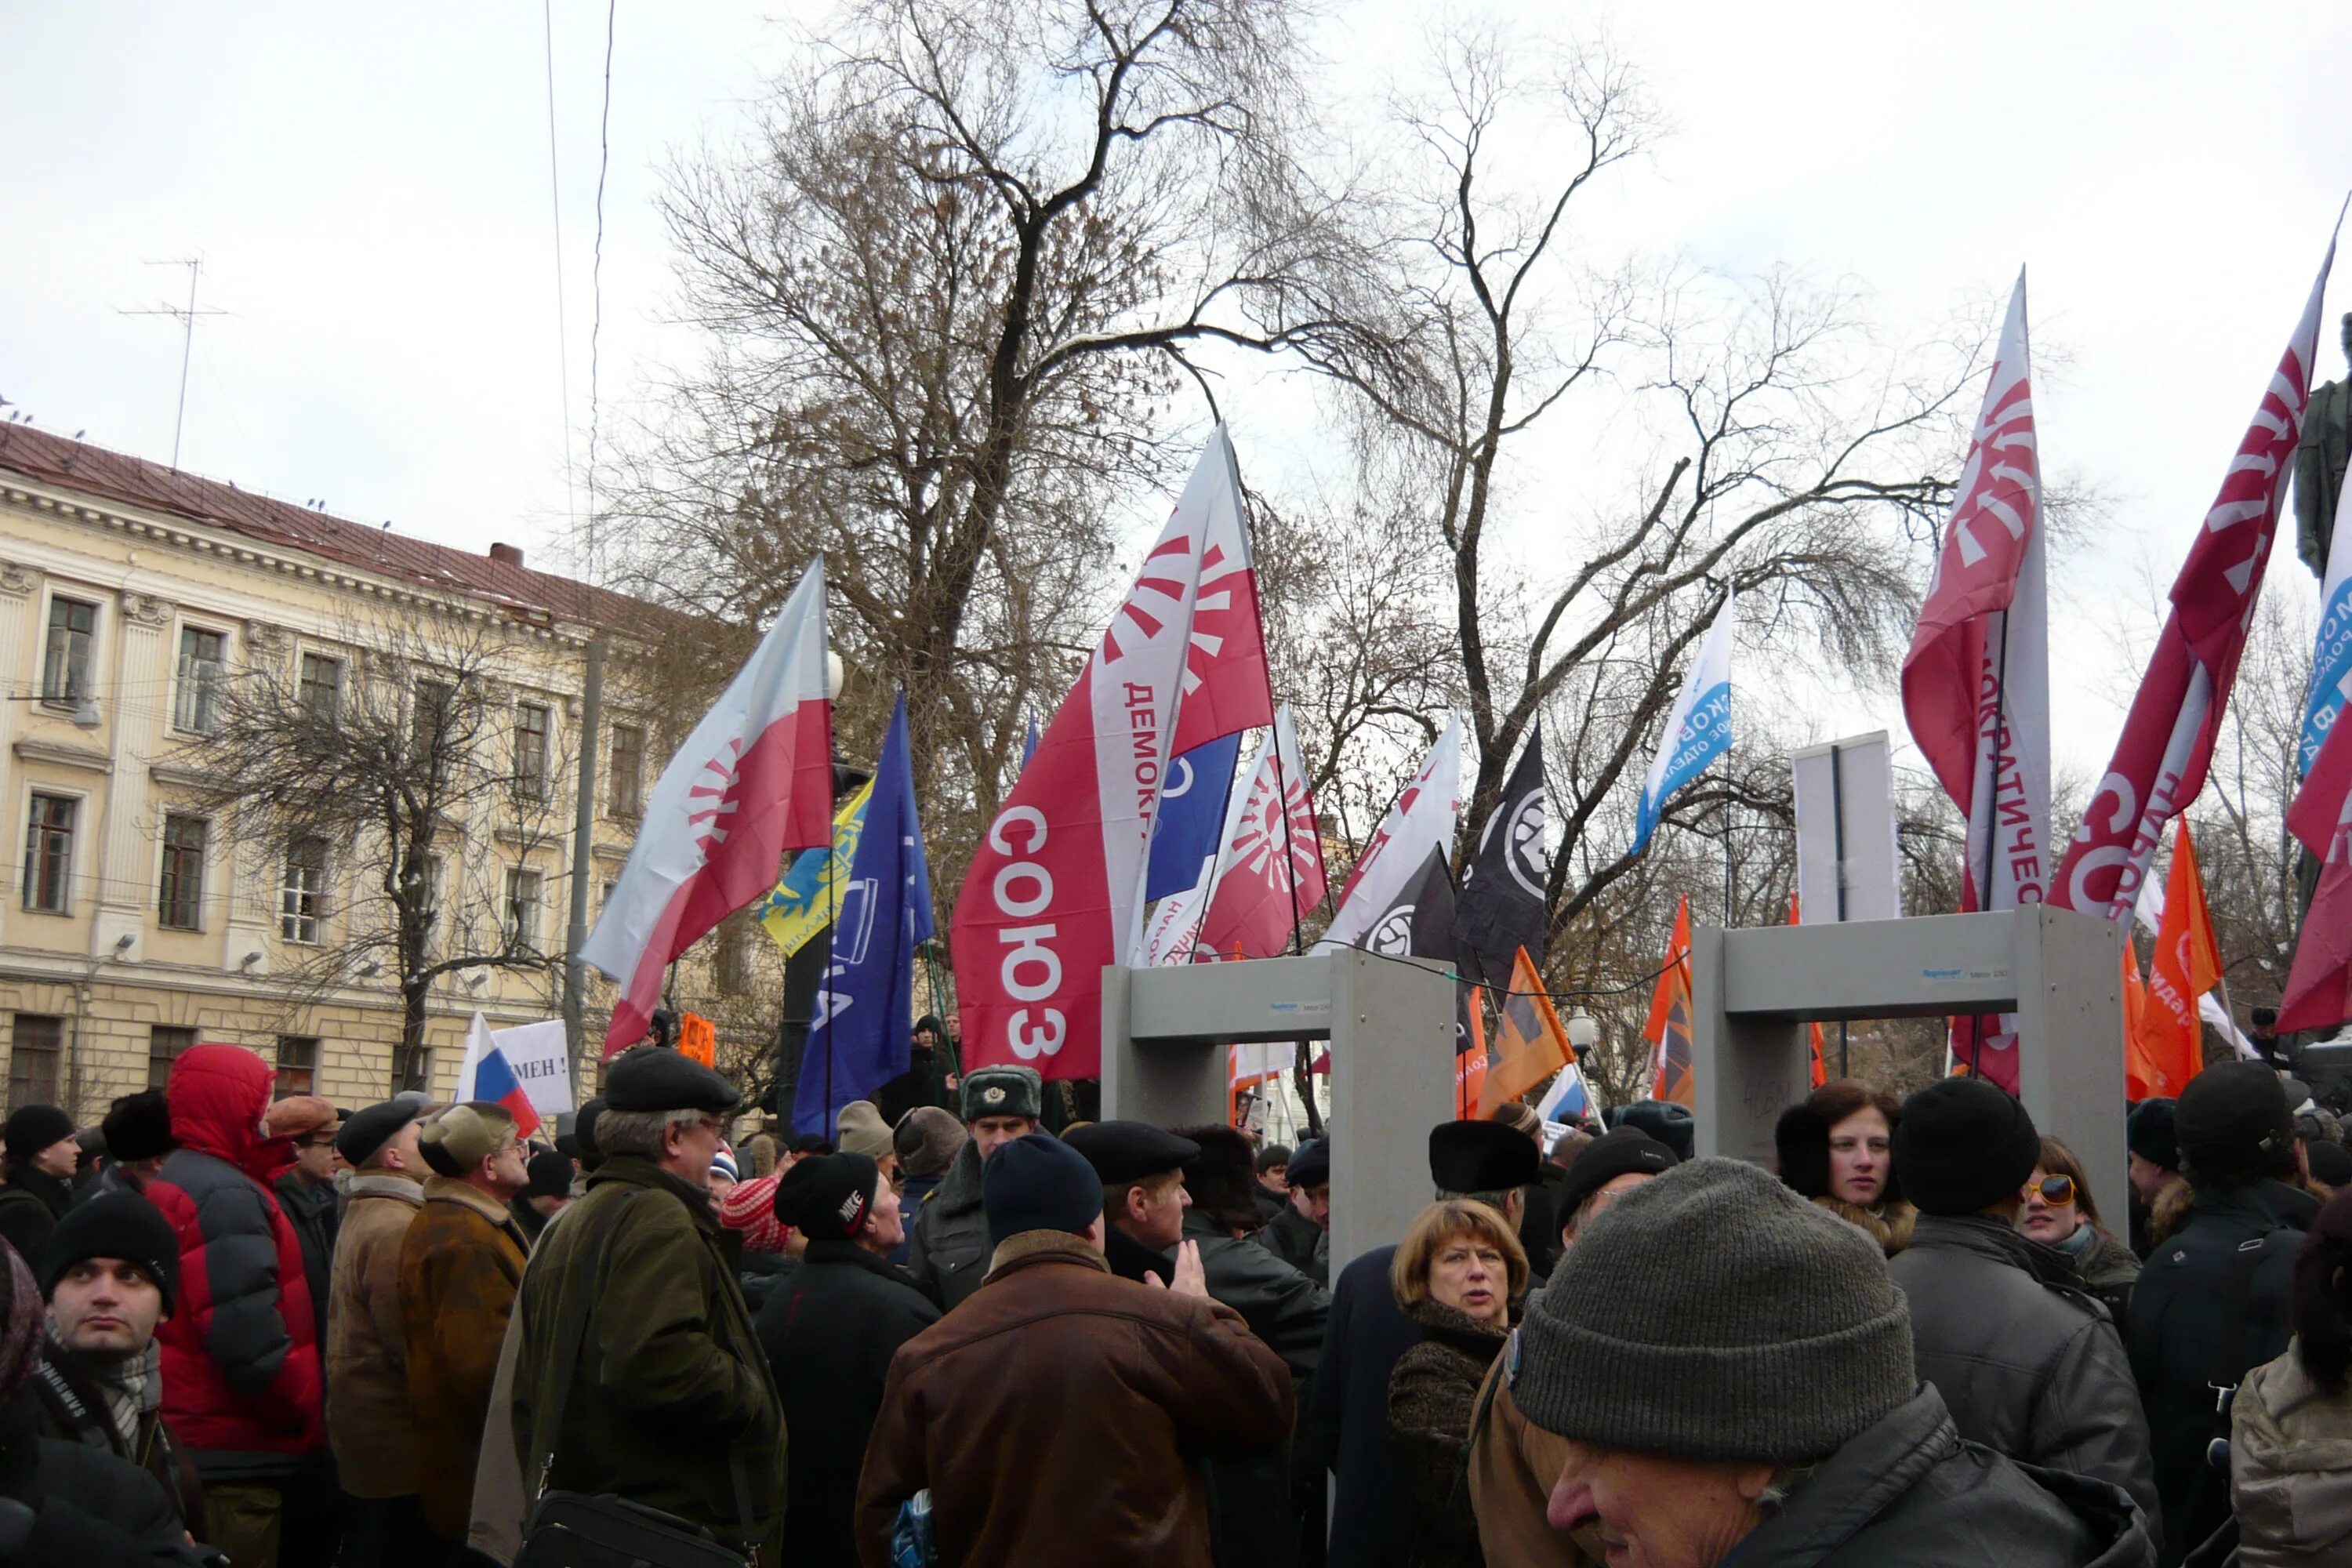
[2302,490,2352,776]
[1632,590,1737,856]
[795,692,935,1135]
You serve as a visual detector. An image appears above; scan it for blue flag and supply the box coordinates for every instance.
[795,692,935,1135]
[1020,710,1040,770]
[1144,733,1243,902]
[1632,590,1737,857]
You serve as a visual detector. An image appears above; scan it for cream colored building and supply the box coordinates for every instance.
[0,426,695,1120]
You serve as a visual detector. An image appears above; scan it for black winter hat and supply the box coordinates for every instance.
[1892,1078,2041,1217]
[522,1150,575,1200]
[1558,1127,1679,1217]
[1611,1101,1695,1163]
[982,1134,1103,1247]
[1174,1125,1261,1230]
[561,1096,609,1171]
[100,1091,176,1164]
[3,1105,74,1164]
[2176,1061,2295,1180]
[2126,1098,2179,1172]
[2307,1139,2352,1191]
[775,1152,881,1241]
[1286,1138,1331,1190]
[335,1093,432,1168]
[1064,1122,1200,1186]
[1429,1121,1541,1195]
[38,1192,179,1317]
[603,1047,739,1114]
[1773,1102,1835,1199]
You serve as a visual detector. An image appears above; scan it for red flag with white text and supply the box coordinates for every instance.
[953,428,1271,1080]
[2054,223,2342,919]
[2280,715,2352,1033]
[581,560,834,1054]
[1196,708,1327,960]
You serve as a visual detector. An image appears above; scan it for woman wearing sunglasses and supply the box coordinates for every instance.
[2019,1135,2141,1338]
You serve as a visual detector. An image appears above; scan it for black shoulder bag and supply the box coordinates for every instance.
[516,1190,765,1568]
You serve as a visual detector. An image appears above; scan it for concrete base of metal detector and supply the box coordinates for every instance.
[1691,906,2126,1218]
[1101,951,1455,1276]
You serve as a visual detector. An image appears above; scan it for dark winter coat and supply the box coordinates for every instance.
[1388,1298,1511,1568]
[754,1239,940,1567]
[2061,1224,2143,1343]
[1258,1203,1328,1287]
[2129,1178,2321,1566]
[1720,1385,2154,1566]
[0,1167,71,1262]
[887,1171,947,1267]
[736,1247,798,1316]
[872,1047,954,1129]
[272,1170,338,1349]
[903,1140,991,1311]
[143,1046,324,1477]
[1302,1244,1419,1568]
[509,1192,551,1250]
[399,1176,528,1541]
[855,1229,1292,1568]
[33,1342,205,1539]
[1887,1214,2159,1538]
[0,1387,206,1566]
[510,1155,786,1559]
[1517,1163,1566,1279]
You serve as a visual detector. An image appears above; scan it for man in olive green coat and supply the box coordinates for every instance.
[509,1047,785,1559]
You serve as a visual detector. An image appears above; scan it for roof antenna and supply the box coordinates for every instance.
[118,256,230,467]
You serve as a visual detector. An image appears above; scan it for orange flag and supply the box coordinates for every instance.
[1480,949,1571,1115]
[2121,940,2158,1098]
[1790,891,1829,1087]
[1456,1003,1490,1120]
[2134,818,2223,1099]
[1643,898,1697,1108]
[676,1011,717,1068]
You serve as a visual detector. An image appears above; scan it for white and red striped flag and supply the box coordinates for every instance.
[1316,716,1463,953]
[1194,707,1327,960]
[1899,272,2048,1090]
[953,427,1272,1080]
[2279,713,2352,1033]
[2053,219,2343,919]
[583,558,834,1054]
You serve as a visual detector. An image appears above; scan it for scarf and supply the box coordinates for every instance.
[43,1328,158,1450]
[2053,1221,2099,1260]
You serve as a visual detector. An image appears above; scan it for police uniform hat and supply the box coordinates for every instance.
[1064,1121,1201,1185]
[334,1092,433,1167]
[603,1046,741,1114]
[959,1063,1043,1123]
[1429,1120,1541,1195]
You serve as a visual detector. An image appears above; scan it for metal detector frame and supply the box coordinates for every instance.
[1692,906,2127,1214]
[1099,950,1456,1274]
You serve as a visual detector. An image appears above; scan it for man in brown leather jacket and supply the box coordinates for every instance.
[855,1132,1293,1567]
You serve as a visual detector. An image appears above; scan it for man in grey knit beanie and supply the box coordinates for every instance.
[1506,1159,2156,1567]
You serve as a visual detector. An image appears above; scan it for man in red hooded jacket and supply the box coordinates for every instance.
[142,1044,325,1568]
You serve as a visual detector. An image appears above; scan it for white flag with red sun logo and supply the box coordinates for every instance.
[954,428,1272,1079]
[1194,707,1327,960]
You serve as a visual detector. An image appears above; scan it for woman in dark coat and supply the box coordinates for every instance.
[1385,1199,1528,1568]
[2021,1134,2140,1337]
[1775,1079,1918,1255]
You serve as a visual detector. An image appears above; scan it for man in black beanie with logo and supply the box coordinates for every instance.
[858,1134,1290,1567]
[1886,1079,2158,1544]
[2130,1059,2318,1563]
[757,1151,938,1567]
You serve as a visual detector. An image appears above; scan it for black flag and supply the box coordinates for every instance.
[1365,846,1479,1057]
[1457,721,1551,983]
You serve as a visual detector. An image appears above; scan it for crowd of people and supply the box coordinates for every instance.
[2,1029,2350,1566]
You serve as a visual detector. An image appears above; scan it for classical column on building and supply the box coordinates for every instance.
[0,562,40,951]
[91,593,176,957]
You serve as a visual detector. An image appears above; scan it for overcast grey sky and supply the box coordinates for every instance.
[5,2,2350,784]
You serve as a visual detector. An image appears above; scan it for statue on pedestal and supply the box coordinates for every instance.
[2296,314,2352,577]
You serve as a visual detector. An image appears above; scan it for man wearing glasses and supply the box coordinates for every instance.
[1886,1077,2159,1549]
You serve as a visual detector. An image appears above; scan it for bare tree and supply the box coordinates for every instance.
[176,615,576,1089]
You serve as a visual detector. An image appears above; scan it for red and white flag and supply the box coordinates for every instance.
[1195,707,1327,960]
[2279,714,2352,1033]
[1900,272,2048,1090]
[1316,715,1463,952]
[954,428,1272,1080]
[583,559,834,1054]
[2055,222,2343,918]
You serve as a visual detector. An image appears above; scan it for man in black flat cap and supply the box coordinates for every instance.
[509,1046,785,1562]
[1257,1137,1330,1288]
[756,1152,938,1567]
[2130,1059,2319,1563]
[1065,1121,1202,1284]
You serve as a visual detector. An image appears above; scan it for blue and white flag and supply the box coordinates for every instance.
[1632,590,1737,856]
[795,691,935,1135]
[1144,733,1243,902]
[2302,485,2352,777]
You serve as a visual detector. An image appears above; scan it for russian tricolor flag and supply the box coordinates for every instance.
[458,1011,543,1140]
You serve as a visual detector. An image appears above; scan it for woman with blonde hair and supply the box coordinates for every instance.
[2018,1134,2140,1334]
[1386,1199,1529,1568]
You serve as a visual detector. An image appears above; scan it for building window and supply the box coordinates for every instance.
[174,626,226,733]
[608,724,645,818]
[504,867,543,950]
[21,794,75,913]
[281,837,328,943]
[147,1025,196,1091]
[514,703,550,799]
[396,1044,432,1096]
[298,653,343,719]
[274,1035,321,1096]
[41,597,96,706]
[412,679,454,762]
[6,1014,63,1109]
[158,814,208,930]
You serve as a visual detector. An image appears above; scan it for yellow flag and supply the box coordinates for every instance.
[757,782,873,957]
